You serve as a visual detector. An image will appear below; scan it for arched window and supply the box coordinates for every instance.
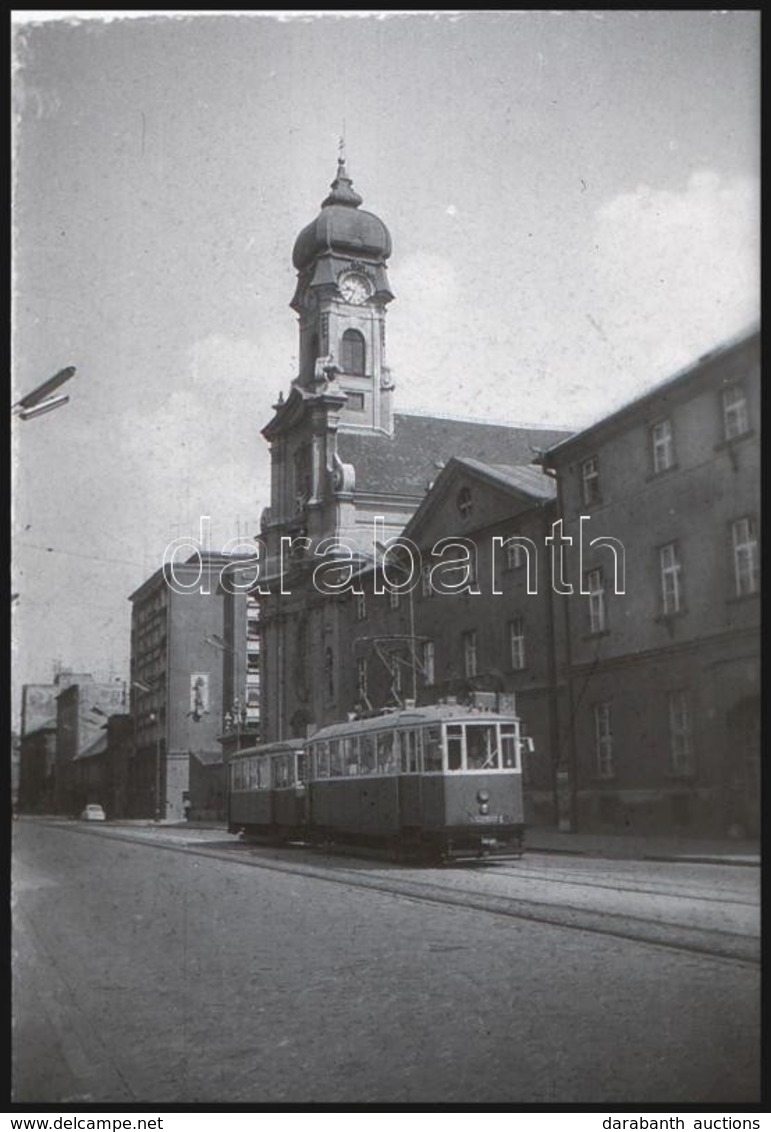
[340,329,366,375]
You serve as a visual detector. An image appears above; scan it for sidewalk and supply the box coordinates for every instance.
[525,825,760,866]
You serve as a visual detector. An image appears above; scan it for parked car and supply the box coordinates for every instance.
[80,804,106,822]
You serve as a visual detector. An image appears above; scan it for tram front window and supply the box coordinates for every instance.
[466,724,499,770]
[446,724,462,771]
[501,727,518,769]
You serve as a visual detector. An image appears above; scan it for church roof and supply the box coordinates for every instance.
[336,412,572,497]
[457,459,558,500]
[292,158,392,272]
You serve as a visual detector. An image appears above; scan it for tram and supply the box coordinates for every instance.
[227,702,527,861]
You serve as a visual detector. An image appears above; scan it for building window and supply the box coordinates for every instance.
[594,702,614,779]
[391,657,402,697]
[651,419,675,474]
[340,329,366,375]
[668,690,694,776]
[659,542,683,615]
[355,593,367,621]
[462,630,477,678]
[509,617,526,670]
[324,647,335,702]
[247,653,260,674]
[421,640,436,685]
[722,384,749,441]
[421,566,434,598]
[456,487,473,519]
[505,541,525,571]
[586,568,607,634]
[356,657,368,702]
[731,517,759,597]
[581,456,601,505]
[345,391,365,411]
[293,444,311,510]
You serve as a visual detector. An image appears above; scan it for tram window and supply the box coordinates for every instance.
[296,753,308,784]
[275,756,292,789]
[258,759,271,789]
[315,742,330,779]
[501,727,518,769]
[446,724,463,771]
[329,739,344,778]
[341,736,356,774]
[360,733,375,775]
[400,729,420,773]
[424,727,443,772]
[467,724,499,770]
[376,731,397,774]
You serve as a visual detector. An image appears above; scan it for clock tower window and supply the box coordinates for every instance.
[340,329,366,375]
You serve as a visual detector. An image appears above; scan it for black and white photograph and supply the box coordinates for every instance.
[11,9,760,1112]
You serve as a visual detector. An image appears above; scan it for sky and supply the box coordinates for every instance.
[11,9,760,726]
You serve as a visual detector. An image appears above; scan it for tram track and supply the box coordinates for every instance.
[38,821,760,966]
[487,861,759,906]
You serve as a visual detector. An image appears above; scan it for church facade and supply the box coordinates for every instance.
[258,157,569,744]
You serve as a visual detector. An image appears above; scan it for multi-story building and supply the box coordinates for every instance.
[245,594,261,733]
[55,676,127,815]
[18,670,91,812]
[543,328,760,836]
[258,156,569,742]
[18,720,57,813]
[129,552,258,820]
[71,713,133,818]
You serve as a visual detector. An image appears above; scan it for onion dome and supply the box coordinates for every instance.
[292,157,392,272]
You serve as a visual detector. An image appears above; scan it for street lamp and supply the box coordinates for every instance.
[12,366,76,420]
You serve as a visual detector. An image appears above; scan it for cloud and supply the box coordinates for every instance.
[116,333,279,552]
[388,251,462,390]
[588,169,759,388]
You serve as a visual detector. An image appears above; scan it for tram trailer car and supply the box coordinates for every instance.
[228,704,527,861]
[228,739,307,842]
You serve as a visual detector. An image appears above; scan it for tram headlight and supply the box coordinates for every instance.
[476,789,490,803]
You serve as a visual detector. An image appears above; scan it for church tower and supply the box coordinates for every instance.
[259,155,397,742]
[290,153,395,434]
[261,155,396,559]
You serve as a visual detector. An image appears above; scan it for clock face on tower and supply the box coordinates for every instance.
[338,271,372,305]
